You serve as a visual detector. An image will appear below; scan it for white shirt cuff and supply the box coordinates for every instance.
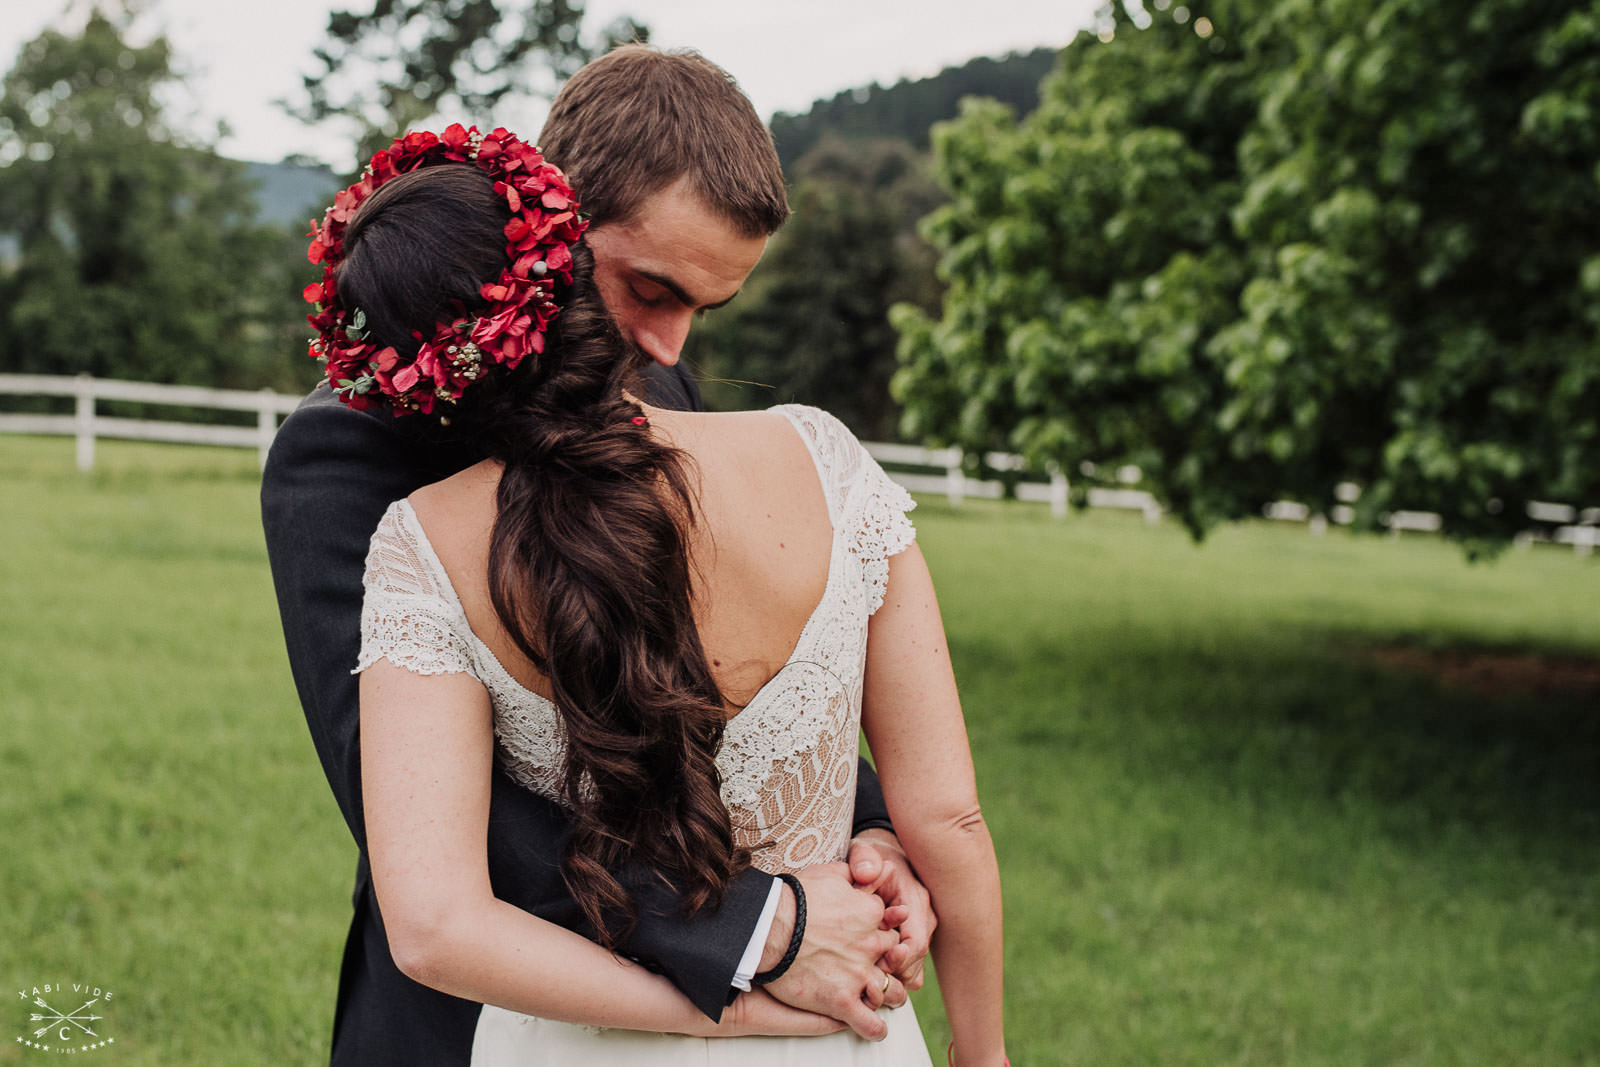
[730,876,785,992]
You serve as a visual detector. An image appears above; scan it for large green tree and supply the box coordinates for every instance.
[287,0,647,165]
[893,0,1600,549]
[0,11,308,389]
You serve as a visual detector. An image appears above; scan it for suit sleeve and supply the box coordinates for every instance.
[852,759,893,835]
[261,387,773,1020]
[637,360,706,413]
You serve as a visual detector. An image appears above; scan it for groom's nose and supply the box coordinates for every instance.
[631,309,693,368]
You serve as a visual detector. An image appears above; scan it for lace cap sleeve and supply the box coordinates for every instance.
[775,405,917,614]
[846,435,917,615]
[354,500,478,677]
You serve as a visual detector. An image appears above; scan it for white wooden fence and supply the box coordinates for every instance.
[1,373,1593,554]
[0,373,301,470]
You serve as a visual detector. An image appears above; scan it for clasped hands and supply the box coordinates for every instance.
[713,830,936,1041]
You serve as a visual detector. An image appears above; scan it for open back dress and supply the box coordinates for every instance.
[356,405,933,1065]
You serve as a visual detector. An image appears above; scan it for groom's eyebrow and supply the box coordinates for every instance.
[636,268,740,311]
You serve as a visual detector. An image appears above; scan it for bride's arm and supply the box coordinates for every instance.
[360,659,840,1037]
[862,543,1007,1066]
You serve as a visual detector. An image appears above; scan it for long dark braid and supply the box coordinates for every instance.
[339,165,749,945]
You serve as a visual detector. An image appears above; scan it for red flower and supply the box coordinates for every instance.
[399,130,436,155]
[328,186,362,224]
[369,150,397,183]
[415,348,440,381]
[543,242,572,273]
[302,282,324,304]
[472,304,528,347]
[391,362,420,394]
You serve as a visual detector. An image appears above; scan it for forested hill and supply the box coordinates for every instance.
[245,160,342,228]
[769,47,1062,171]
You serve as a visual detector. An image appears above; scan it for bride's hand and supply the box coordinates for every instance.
[679,989,847,1038]
[849,830,935,991]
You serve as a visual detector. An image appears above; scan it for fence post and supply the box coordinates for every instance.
[256,390,277,469]
[74,373,95,472]
[946,448,964,510]
[1574,526,1597,558]
[1048,464,1068,520]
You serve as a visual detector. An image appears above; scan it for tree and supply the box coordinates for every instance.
[893,0,1600,551]
[286,0,647,166]
[0,10,309,390]
[685,137,942,440]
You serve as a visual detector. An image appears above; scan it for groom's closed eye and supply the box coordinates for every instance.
[630,269,740,315]
[627,278,675,309]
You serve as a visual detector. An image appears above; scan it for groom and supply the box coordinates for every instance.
[263,45,931,1066]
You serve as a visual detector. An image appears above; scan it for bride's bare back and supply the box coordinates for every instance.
[410,406,836,713]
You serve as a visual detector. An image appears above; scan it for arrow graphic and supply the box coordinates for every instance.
[28,995,102,1038]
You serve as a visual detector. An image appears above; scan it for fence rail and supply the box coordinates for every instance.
[2,373,1593,554]
[0,373,302,470]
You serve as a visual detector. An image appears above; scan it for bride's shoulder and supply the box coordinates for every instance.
[671,406,805,452]
[763,403,858,446]
[723,405,852,457]
[408,459,499,514]
[406,459,500,562]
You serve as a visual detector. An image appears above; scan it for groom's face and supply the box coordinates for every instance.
[585,176,768,368]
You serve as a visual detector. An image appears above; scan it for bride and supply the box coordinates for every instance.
[315,126,1007,1065]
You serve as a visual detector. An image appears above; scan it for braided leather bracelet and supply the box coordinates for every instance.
[751,873,805,986]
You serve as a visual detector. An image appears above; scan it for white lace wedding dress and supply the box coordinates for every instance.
[356,405,934,1065]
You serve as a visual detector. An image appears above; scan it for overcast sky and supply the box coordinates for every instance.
[3,0,1102,169]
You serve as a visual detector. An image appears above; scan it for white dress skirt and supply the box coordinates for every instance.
[359,406,934,1065]
[471,1002,931,1065]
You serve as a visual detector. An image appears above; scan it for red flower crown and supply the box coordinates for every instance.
[303,124,588,415]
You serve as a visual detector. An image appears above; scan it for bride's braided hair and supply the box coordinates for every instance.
[337,163,748,945]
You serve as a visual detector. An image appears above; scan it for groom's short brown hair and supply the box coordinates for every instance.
[539,44,789,238]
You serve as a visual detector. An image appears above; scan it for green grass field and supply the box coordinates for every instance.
[2,435,1596,1065]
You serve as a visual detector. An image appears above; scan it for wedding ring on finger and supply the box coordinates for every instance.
[880,972,892,996]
